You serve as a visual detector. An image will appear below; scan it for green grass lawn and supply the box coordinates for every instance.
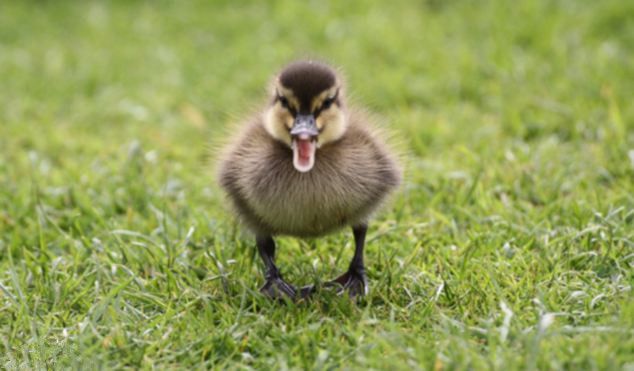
[1,0,633,369]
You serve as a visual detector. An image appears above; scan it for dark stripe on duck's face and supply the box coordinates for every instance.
[276,94,297,116]
[313,90,339,118]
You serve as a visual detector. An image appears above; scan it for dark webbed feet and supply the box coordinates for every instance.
[324,224,369,297]
[256,235,315,300]
[260,275,297,299]
[255,224,370,300]
[325,266,368,297]
[260,276,317,300]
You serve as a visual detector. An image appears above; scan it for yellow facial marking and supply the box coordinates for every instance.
[310,87,339,112]
[263,104,293,146]
[276,85,300,113]
[315,101,346,146]
[265,80,346,148]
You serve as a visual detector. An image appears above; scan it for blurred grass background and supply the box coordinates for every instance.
[0,0,633,369]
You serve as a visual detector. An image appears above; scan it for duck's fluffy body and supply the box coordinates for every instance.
[219,110,400,237]
[216,60,401,299]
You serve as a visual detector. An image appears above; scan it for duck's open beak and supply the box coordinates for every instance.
[290,114,318,173]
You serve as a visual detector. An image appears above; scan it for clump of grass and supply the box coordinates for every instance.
[0,0,632,368]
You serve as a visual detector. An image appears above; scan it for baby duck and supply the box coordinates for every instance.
[218,60,401,299]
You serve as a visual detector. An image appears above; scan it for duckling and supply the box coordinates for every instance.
[218,60,401,299]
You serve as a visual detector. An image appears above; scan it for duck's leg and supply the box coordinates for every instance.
[327,224,369,297]
[256,235,297,299]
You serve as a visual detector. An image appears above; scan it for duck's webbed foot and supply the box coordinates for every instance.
[326,266,368,297]
[256,235,300,300]
[325,224,369,297]
[260,274,297,299]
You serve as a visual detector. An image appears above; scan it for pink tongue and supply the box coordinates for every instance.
[292,137,315,172]
[297,139,312,161]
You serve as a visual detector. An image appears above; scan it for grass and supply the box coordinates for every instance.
[1,0,633,369]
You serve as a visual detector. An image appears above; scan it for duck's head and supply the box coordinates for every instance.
[264,60,347,173]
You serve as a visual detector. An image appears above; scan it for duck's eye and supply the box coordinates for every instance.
[278,96,290,109]
[322,97,335,110]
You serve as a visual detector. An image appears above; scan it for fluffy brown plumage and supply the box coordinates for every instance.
[217,60,401,299]
[219,111,399,237]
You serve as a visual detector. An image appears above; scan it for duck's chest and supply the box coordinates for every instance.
[244,158,371,235]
